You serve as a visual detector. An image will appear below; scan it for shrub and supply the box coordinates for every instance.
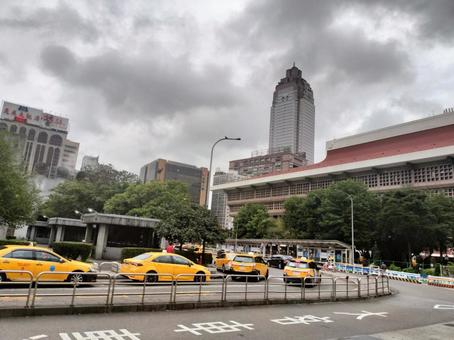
[0,239,32,246]
[121,247,161,260]
[52,242,93,262]
[388,263,402,271]
[402,267,417,273]
[420,268,435,276]
[6,235,16,240]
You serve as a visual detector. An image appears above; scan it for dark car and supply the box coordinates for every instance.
[267,254,294,269]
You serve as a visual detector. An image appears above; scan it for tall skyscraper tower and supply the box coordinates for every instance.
[269,64,315,163]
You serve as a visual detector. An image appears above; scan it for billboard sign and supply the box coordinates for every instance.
[1,101,68,131]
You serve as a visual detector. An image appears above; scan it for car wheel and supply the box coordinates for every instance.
[194,272,206,283]
[145,271,158,283]
[280,263,284,269]
[68,272,84,285]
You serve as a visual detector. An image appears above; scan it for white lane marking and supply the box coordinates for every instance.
[434,304,454,310]
[333,310,388,320]
[174,321,254,335]
[23,335,48,340]
[59,329,141,339]
[271,315,334,325]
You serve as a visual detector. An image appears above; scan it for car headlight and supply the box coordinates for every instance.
[90,263,99,272]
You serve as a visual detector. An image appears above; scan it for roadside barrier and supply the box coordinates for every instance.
[0,270,391,311]
[427,275,454,288]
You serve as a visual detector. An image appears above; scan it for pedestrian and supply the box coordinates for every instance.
[166,242,175,253]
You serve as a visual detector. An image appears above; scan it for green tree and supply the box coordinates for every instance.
[377,189,436,263]
[0,133,39,227]
[234,203,275,238]
[104,181,190,219]
[156,204,226,247]
[317,180,379,254]
[43,163,137,218]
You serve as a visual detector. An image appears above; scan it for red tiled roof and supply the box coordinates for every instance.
[252,124,454,180]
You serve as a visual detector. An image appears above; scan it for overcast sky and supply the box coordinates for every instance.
[1,0,453,175]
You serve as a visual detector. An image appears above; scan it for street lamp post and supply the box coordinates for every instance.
[346,194,355,264]
[206,136,241,209]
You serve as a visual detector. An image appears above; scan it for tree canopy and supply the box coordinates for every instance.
[233,203,276,239]
[105,181,225,245]
[0,133,39,227]
[43,163,137,218]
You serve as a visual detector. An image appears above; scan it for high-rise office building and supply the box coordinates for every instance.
[139,159,209,206]
[269,64,315,163]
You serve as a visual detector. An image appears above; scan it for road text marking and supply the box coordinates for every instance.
[59,329,141,340]
[174,321,254,335]
[271,315,334,325]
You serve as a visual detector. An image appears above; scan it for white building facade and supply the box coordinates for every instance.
[0,100,71,178]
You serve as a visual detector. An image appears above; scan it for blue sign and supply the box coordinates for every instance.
[50,265,56,272]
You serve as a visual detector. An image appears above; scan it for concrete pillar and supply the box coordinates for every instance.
[48,227,56,245]
[28,226,37,241]
[55,226,64,242]
[84,225,93,243]
[94,224,108,260]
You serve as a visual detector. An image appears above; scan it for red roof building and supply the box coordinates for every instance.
[214,110,454,217]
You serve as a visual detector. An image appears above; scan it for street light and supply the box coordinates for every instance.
[206,136,241,209]
[346,194,355,264]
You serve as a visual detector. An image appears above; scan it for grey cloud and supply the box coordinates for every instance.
[40,45,241,119]
[0,3,99,42]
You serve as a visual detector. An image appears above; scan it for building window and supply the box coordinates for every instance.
[9,124,17,133]
[37,132,48,144]
[49,134,63,146]
[28,129,36,141]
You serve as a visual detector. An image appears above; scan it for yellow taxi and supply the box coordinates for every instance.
[283,258,320,286]
[119,252,211,282]
[228,253,269,280]
[0,245,97,283]
[214,252,236,272]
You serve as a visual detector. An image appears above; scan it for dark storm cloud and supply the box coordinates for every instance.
[0,3,98,42]
[40,45,240,118]
[364,0,454,43]
[223,0,412,86]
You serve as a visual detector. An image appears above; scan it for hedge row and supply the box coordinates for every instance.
[121,247,161,260]
[0,239,32,246]
[52,242,93,262]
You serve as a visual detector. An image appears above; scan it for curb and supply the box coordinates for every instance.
[0,294,392,318]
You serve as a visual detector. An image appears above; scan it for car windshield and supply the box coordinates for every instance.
[133,253,151,261]
[287,261,309,269]
[234,256,254,263]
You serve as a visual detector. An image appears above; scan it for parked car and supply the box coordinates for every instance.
[214,252,237,272]
[267,254,294,269]
[229,253,269,280]
[120,252,211,282]
[283,258,320,286]
[0,245,97,283]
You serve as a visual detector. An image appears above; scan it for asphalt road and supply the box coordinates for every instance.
[0,270,453,339]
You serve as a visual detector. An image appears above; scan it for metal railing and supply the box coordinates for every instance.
[0,270,391,310]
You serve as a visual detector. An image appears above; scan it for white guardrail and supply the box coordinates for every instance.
[0,269,390,309]
[332,263,454,287]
